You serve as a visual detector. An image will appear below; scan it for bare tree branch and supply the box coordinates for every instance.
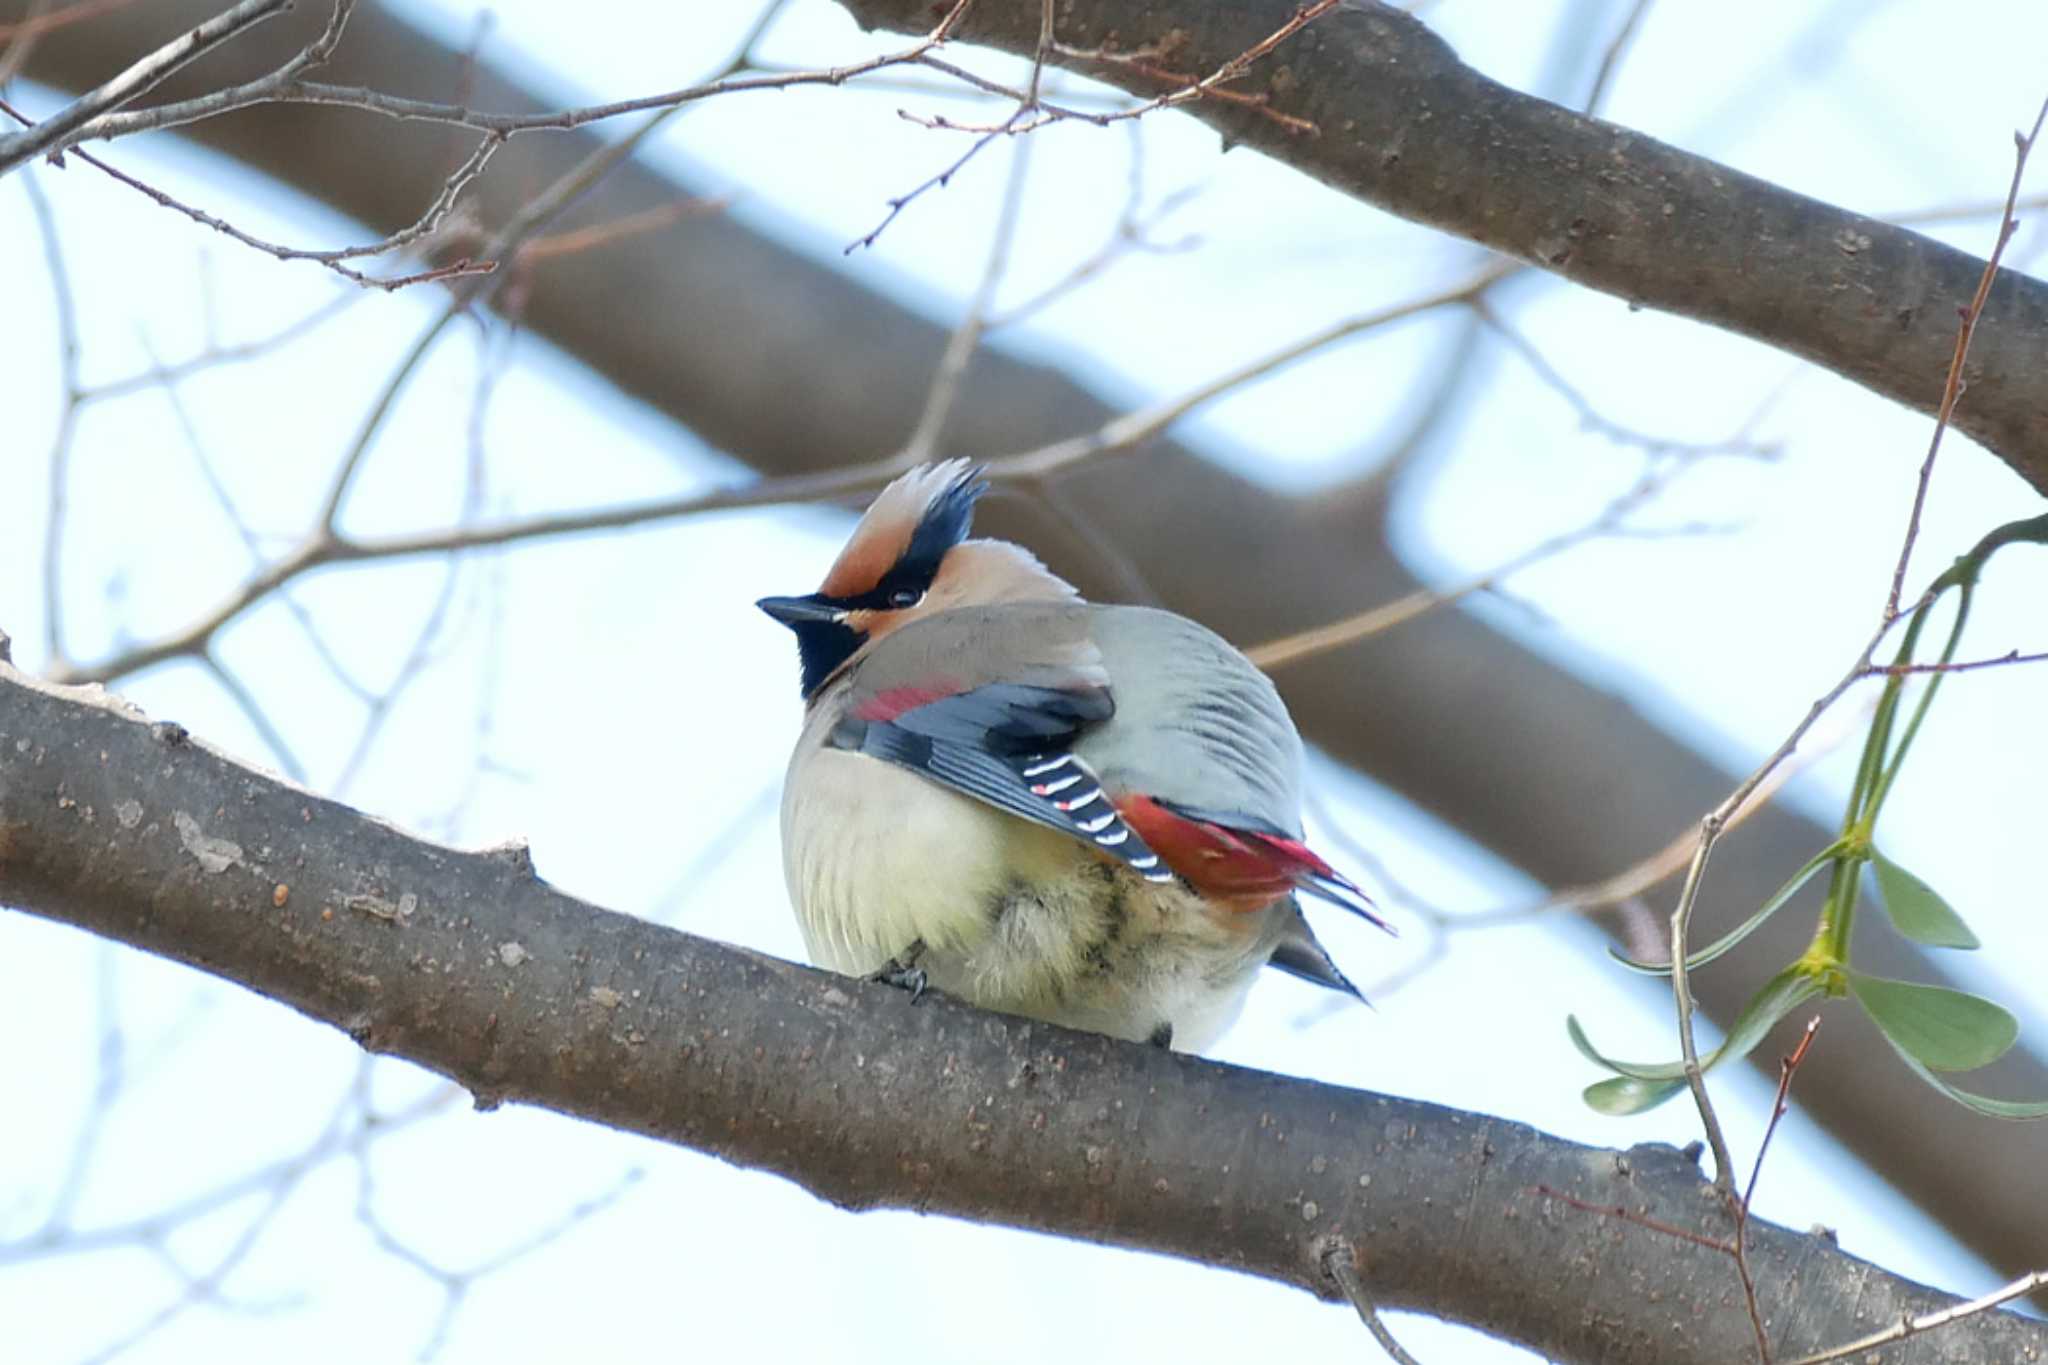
[2,659,2044,1365]
[0,0,290,175]
[42,263,1500,688]
[836,0,2048,496]
[47,0,972,148]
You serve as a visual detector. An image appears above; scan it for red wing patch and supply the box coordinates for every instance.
[853,680,965,722]
[1117,795,1389,929]
[1117,795,1299,910]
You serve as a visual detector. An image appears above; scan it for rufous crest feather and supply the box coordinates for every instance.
[820,460,985,599]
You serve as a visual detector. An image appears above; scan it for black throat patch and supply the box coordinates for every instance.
[792,617,861,699]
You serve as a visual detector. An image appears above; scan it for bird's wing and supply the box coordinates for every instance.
[829,674,1176,885]
[1075,606,1389,929]
[834,602,1386,923]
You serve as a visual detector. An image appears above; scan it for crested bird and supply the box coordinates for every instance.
[759,461,1387,1053]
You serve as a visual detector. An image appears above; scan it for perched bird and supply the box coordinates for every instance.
[759,461,1387,1053]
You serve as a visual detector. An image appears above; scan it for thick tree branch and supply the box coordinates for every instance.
[10,0,2047,1283]
[839,0,2048,496]
[1,661,2043,1365]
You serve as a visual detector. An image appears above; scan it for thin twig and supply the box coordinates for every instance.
[199,651,309,782]
[512,195,725,262]
[347,1061,639,1362]
[1668,828,1740,1195]
[913,53,1129,120]
[1460,708,1854,934]
[1024,0,1053,107]
[0,0,293,176]
[137,330,381,706]
[65,0,970,150]
[11,0,935,291]
[1474,297,1779,462]
[883,0,1339,187]
[1290,698,1852,1030]
[0,1082,459,1266]
[890,0,1051,435]
[80,290,362,402]
[1002,262,1514,480]
[2,62,497,291]
[1742,1016,1818,1214]
[740,57,1121,113]
[1250,385,1767,672]
[1865,647,2048,676]
[848,104,1021,252]
[316,96,691,533]
[1249,536,1562,670]
[1885,187,2048,228]
[78,1176,300,1364]
[48,0,794,693]
[139,335,270,561]
[1056,0,1339,135]
[1321,1241,1426,1365]
[1779,1270,2048,1365]
[1531,1185,1734,1255]
[44,0,363,150]
[52,265,1506,687]
[4,96,503,289]
[22,163,79,670]
[1884,95,2048,620]
[1247,458,1718,670]
[1581,0,1656,115]
[34,950,123,1237]
[899,100,1038,458]
[1655,81,2048,1277]
[1724,1017,1820,1365]
[986,144,1201,331]
[330,558,468,798]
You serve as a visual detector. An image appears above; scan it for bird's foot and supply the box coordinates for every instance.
[870,939,928,1003]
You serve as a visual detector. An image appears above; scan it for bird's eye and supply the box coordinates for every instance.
[887,587,924,609]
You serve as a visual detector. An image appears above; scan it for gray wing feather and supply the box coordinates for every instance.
[1075,605,1306,836]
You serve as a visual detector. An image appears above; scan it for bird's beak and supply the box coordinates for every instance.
[757,595,846,627]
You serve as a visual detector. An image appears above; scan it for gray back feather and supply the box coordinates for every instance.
[1076,605,1305,837]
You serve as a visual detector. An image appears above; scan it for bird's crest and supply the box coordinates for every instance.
[820,460,987,599]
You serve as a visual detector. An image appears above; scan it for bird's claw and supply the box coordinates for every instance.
[871,958,928,1003]
[870,939,929,1002]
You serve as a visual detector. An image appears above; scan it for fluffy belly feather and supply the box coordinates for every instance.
[780,747,1279,1050]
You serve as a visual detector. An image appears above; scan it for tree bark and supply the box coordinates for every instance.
[8,0,2047,1284]
[1,660,2043,1365]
